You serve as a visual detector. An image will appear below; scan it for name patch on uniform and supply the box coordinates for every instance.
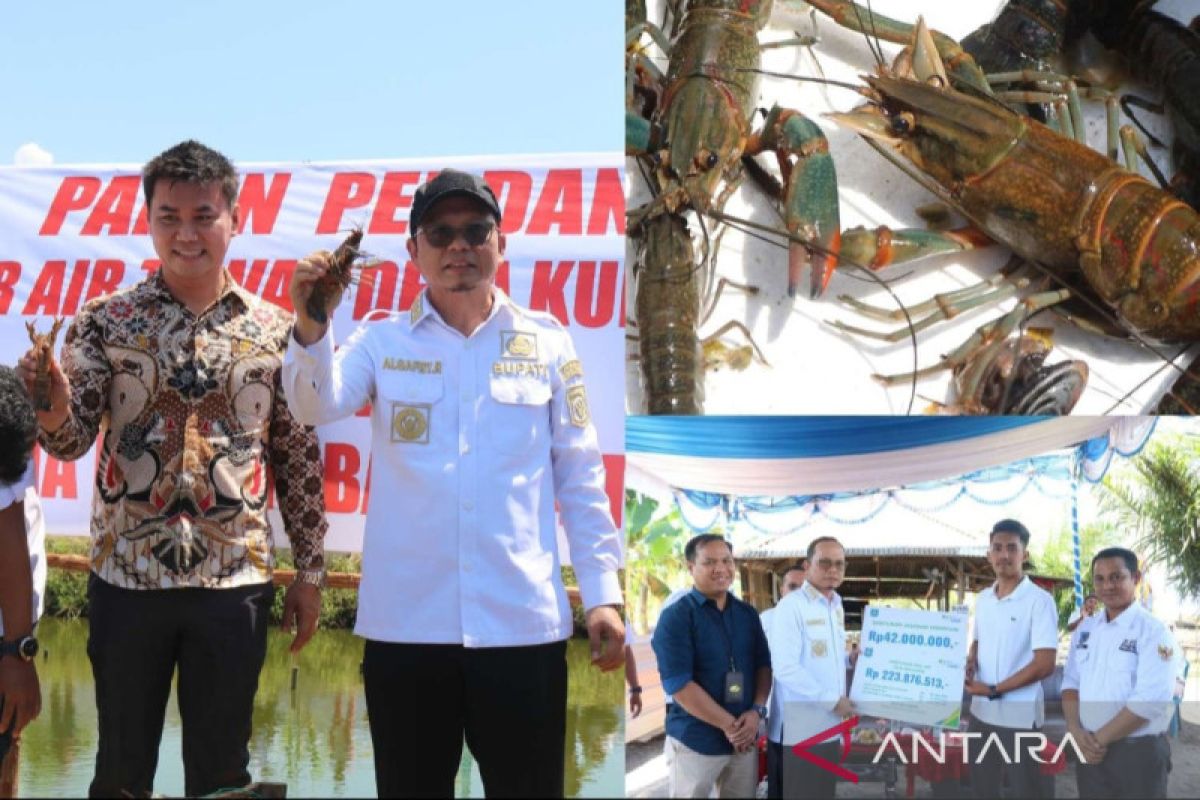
[409,295,424,325]
[1159,644,1175,661]
[811,639,829,657]
[383,358,442,374]
[805,618,825,627]
[391,403,430,444]
[1118,639,1138,654]
[501,330,538,360]
[492,361,549,378]
[559,359,584,382]
[566,384,590,427]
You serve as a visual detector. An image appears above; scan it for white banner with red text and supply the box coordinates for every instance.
[0,153,626,557]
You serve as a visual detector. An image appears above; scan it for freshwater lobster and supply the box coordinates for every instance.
[626,0,844,414]
[816,17,1200,400]
[1081,0,1200,209]
[304,227,374,325]
[24,317,63,411]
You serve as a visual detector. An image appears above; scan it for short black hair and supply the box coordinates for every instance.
[142,140,238,210]
[0,365,36,485]
[780,560,809,579]
[1085,593,1099,601]
[685,534,731,563]
[1092,547,1139,575]
[807,536,843,561]
[989,519,1031,547]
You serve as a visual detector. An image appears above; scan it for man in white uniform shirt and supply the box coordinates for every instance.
[284,169,624,798]
[770,538,854,799]
[965,519,1058,799]
[1063,547,1177,799]
[762,560,808,800]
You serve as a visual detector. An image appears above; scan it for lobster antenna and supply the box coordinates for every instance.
[707,207,921,416]
[849,0,886,71]
[1102,343,1193,414]
[864,0,888,71]
[735,69,864,94]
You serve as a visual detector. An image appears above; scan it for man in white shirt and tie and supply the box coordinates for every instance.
[965,519,1058,799]
[284,169,625,798]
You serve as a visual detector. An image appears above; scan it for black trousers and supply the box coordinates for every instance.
[782,740,841,799]
[767,738,784,800]
[969,718,1047,799]
[86,574,274,798]
[362,638,568,799]
[1076,733,1171,799]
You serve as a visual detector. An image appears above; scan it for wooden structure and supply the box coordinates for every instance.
[735,522,1071,627]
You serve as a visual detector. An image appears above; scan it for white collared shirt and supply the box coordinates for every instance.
[970,575,1059,729]
[282,288,622,647]
[1062,602,1178,737]
[767,581,848,745]
[0,462,45,637]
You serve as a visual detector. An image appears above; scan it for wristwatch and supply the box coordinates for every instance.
[987,684,1003,701]
[294,568,327,589]
[752,704,769,719]
[0,635,38,662]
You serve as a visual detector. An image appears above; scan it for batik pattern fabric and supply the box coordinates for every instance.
[39,270,327,589]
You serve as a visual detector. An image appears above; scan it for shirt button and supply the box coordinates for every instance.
[463,563,473,573]
[461,443,470,455]
[463,501,474,511]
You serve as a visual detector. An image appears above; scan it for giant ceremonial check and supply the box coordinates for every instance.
[0,154,625,553]
[850,606,970,729]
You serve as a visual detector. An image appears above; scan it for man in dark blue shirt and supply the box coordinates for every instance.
[652,534,772,797]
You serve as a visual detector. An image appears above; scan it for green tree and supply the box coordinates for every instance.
[625,491,690,635]
[1101,436,1200,597]
[1028,521,1120,627]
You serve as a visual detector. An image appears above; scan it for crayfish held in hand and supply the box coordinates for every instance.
[25,317,63,412]
[306,227,376,325]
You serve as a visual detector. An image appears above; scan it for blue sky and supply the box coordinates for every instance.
[1,1,621,165]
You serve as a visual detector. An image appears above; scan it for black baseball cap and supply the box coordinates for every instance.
[409,169,503,234]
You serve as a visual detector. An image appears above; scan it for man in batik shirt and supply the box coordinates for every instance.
[17,140,328,798]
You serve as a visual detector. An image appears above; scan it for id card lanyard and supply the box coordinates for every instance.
[706,601,744,705]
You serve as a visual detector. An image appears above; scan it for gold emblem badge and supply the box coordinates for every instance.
[559,359,584,382]
[409,294,424,326]
[729,682,742,696]
[567,384,590,427]
[812,639,828,658]
[501,330,537,360]
[1159,644,1175,661]
[391,403,430,444]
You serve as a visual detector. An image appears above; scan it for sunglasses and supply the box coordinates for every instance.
[418,221,496,248]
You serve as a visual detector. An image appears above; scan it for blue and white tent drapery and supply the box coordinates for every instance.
[626,416,1158,609]
[625,416,1127,497]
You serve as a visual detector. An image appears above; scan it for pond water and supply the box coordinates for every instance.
[17,618,623,797]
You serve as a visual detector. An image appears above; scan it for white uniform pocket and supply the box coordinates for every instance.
[378,373,444,445]
[487,374,551,455]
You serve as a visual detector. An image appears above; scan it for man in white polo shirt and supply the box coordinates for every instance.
[965,519,1058,799]
[1063,547,1177,799]
[770,538,854,799]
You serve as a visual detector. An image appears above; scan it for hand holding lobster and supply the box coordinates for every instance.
[16,318,70,432]
[290,228,367,346]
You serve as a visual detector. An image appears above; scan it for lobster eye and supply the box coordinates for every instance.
[705,152,720,169]
[890,112,916,135]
